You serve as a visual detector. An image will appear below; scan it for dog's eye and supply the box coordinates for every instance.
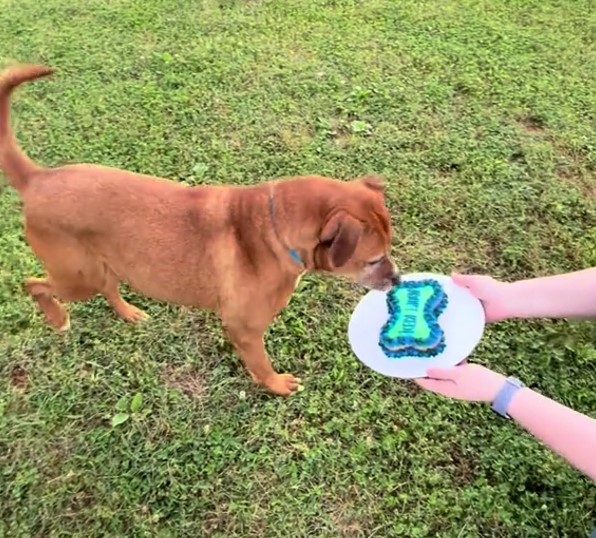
[367,257,384,266]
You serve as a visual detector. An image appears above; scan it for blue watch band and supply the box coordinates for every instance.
[491,377,525,418]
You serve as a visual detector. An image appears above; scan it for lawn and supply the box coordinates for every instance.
[0,0,595,536]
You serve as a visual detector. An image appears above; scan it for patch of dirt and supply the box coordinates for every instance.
[162,365,207,401]
[340,520,364,536]
[518,115,547,134]
[326,484,376,537]
[556,164,596,199]
[449,443,479,487]
[9,365,29,391]
[509,149,526,164]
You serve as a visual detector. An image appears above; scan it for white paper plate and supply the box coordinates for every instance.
[348,272,486,378]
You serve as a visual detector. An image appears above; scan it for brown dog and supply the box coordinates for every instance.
[0,65,399,396]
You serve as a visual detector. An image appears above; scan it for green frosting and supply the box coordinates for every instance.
[384,286,434,341]
[379,278,448,359]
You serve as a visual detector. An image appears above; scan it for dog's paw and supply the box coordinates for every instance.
[42,300,70,332]
[46,309,70,332]
[56,313,71,332]
[117,303,150,324]
[265,373,303,396]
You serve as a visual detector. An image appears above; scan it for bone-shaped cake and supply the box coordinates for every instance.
[379,279,448,359]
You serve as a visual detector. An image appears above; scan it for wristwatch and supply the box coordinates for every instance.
[491,377,525,419]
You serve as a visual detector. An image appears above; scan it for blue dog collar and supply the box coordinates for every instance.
[269,188,304,267]
[289,249,303,266]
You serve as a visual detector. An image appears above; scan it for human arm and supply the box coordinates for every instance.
[452,267,596,321]
[416,364,596,482]
[507,386,596,481]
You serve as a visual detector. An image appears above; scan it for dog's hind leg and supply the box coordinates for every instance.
[25,277,71,331]
[25,272,98,330]
[26,272,148,327]
[24,224,147,326]
[101,272,149,324]
[24,225,100,330]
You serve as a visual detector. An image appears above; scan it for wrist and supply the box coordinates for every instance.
[505,387,531,419]
[485,371,507,402]
[491,376,525,418]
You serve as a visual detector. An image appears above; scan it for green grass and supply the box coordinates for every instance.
[1,0,595,536]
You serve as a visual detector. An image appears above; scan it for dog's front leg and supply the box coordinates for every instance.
[223,321,302,397]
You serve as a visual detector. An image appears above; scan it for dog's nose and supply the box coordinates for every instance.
[390,274,401,287]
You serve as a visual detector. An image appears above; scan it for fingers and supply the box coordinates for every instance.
[415,377,458,398]
[415,378,445,391]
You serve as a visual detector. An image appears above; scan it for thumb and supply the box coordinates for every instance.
[451,273,478,289]
[415,377,451,391]
[425,367,459,380]
[415,377,460,399]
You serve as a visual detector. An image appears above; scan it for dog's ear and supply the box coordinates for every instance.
[316,210,363,269]
[357,174,385,196]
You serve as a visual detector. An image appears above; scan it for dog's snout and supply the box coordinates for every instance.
[390,273,401,287]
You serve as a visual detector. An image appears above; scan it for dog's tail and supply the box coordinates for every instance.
[0,64,54,192]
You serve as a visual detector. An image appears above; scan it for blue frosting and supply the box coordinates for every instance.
[379,279,448,359]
